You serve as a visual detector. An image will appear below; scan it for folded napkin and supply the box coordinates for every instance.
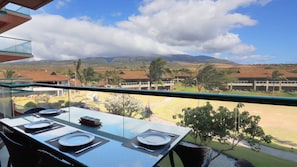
[79,116,102,127]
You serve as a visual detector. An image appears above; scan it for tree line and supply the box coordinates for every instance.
[1,58,286,94]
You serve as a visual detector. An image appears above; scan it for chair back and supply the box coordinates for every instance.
[171,141,212,167]
[0,131,38,167]
[35,149,74,167]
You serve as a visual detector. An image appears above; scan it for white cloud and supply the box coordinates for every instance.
[213,53,222,59]
[5,14,183,61]
[4,0,271,63]
[112,12,122,17]
[232,54,274,64]
[55,0,71,9]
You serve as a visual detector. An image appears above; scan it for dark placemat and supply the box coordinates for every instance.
[46,130,109,157]
[122,129,179,156]
[17,122,65,135]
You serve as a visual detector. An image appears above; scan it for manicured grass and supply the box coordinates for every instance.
[209,142,297,167]
[173,83,197,92]
[174,82,297,97]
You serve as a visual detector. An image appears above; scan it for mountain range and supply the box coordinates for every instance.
[2,54,236,69]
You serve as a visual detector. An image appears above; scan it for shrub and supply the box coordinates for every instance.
[24,101,36,108]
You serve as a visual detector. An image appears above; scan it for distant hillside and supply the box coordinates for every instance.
[161,54,235,64]
[80,54,234,64]
[1,54,235,70]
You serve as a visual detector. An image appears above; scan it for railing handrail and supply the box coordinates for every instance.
[0,35,31,42]
[1,83,297,106]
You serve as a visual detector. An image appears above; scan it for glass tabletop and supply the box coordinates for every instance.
[0,106,191,167]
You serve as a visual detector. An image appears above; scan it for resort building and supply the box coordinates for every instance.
[228,66,297,92]
[117,70,174,90]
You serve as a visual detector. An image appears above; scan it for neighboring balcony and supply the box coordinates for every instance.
[0,36,33,62]
[0,5,31,34]
[0,0,53,10]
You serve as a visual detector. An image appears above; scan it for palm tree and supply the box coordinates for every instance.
[74,59,85,86]
[196,64,217,92]
[271,70,286,93]
[2,69,19,79]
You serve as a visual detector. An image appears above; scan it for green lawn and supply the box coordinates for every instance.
[173,82,297,98]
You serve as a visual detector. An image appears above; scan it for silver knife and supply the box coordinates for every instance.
[32,126,60,134]
[75,141,102,154]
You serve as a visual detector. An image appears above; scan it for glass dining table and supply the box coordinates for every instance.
[0,107,191,167]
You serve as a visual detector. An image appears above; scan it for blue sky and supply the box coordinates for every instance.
[5,0,297,64]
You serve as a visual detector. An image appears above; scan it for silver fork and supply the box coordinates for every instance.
[131,143,155,153]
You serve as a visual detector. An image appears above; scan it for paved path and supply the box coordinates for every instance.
[261,145,297,162]
[240,141,297,163]
[149,97,176,125]
[149,97,172,107]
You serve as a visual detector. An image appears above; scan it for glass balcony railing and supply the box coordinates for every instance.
[0,83,296,167]
[0,36,32,54]
[1,3,30,16]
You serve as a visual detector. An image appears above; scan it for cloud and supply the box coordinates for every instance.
[6,14,183,61]
[232,54,274,64]
[112,12,122,17]
[55,0,71,9]
[4,0,271,63]
[118,0,260,53]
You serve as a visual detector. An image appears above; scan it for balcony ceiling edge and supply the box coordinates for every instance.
[5,0,53,10]
[0,52,33,62]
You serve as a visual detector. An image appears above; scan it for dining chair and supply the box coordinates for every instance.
[0,130,38,167]
[169,141,212,167]
[2,127,32,147]
[35,149,74,167]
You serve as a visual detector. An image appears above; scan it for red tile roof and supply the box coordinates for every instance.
[230,67,297,79]
[118,71,148,80]
[0,70,69,82]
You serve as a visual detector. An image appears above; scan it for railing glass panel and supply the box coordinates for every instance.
[1,83,296,166]
[2,3,30,16]
[0,86,13,118]
[0,36,32,54]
